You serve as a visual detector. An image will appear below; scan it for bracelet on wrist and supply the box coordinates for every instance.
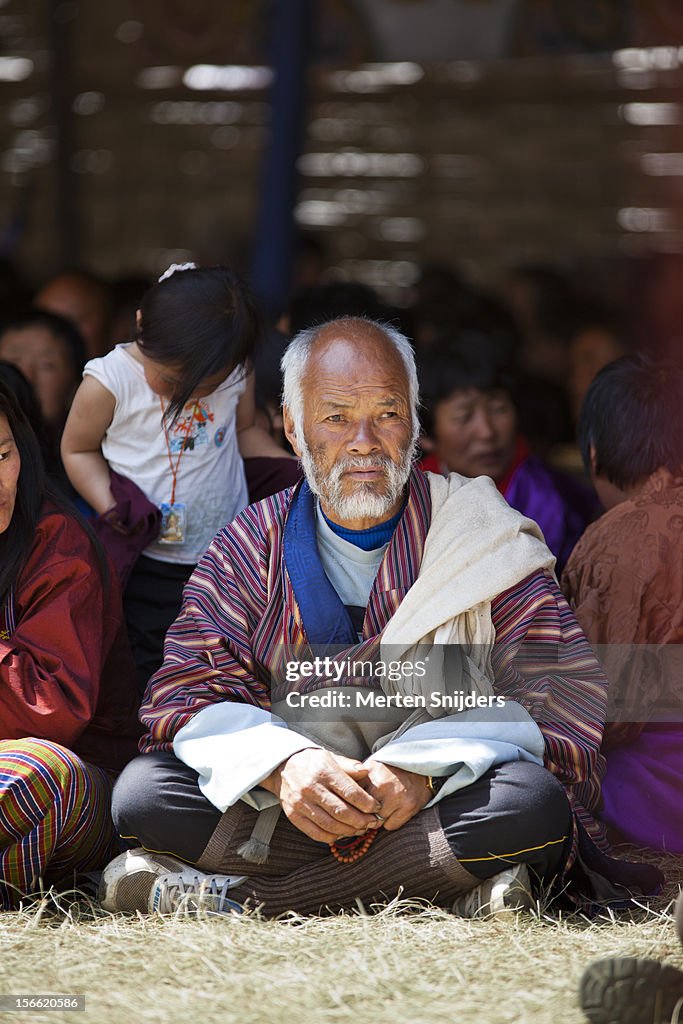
[426,775,447,796]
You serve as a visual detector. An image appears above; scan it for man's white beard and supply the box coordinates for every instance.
[299,438,415,522]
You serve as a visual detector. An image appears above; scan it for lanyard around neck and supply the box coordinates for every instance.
[159,397,199,504]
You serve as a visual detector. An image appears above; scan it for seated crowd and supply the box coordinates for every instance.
[0,258,679,923]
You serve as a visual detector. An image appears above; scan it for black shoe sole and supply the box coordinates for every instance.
[579,957,683,1024]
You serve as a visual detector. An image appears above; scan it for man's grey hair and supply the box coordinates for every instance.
[280,316,420,443]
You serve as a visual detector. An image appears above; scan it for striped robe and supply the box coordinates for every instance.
[140,468,610,865]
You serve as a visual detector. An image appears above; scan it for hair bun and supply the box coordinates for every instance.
[158,262,198,283]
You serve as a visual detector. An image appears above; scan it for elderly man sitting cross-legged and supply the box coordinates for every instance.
[100,318,660,918]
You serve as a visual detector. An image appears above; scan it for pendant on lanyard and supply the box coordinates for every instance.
[158,398,198,544]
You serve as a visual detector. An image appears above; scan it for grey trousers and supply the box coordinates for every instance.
[112,752,572,916]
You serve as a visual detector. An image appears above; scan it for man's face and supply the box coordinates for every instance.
[284,327,415,529]
[432,387,517,481]
[0,327,77,425]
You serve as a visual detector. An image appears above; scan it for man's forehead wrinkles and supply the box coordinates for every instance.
[312,387,407,408]
[309,378,408,395]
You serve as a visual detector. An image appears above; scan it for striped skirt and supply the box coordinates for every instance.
[0,738,116,910]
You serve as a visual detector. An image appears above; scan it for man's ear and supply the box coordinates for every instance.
[589,442,597,476]
[282,405,302,458]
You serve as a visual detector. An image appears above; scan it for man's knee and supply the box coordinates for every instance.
[111,751,221,862]
[481,760,573,872]
[505,760,572,836]
[438,758,572,878]
[111,752,176,840]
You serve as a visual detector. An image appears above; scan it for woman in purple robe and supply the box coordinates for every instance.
[418,338,598,575]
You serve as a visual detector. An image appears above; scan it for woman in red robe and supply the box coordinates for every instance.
[0,382,140,908]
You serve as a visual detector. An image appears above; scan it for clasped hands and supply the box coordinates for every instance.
[260,748,432,845]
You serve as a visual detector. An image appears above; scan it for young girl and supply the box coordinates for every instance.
[62,263,287,689]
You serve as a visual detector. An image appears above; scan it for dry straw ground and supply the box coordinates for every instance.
[1,849,682,1024]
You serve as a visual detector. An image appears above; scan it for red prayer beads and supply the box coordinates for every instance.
[330,828,379,863]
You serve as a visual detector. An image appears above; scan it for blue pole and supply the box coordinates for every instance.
[249,0,313,320]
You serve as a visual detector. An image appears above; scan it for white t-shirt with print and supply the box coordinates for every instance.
[85,343,249,565]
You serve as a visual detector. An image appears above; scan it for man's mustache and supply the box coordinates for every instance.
[330,456,393,475]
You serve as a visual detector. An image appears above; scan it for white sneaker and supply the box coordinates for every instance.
[99,848,246,916]
[451,863,534,918]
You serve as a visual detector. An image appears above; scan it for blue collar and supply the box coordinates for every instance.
[283,479,357,647]
[321,505,404,550]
